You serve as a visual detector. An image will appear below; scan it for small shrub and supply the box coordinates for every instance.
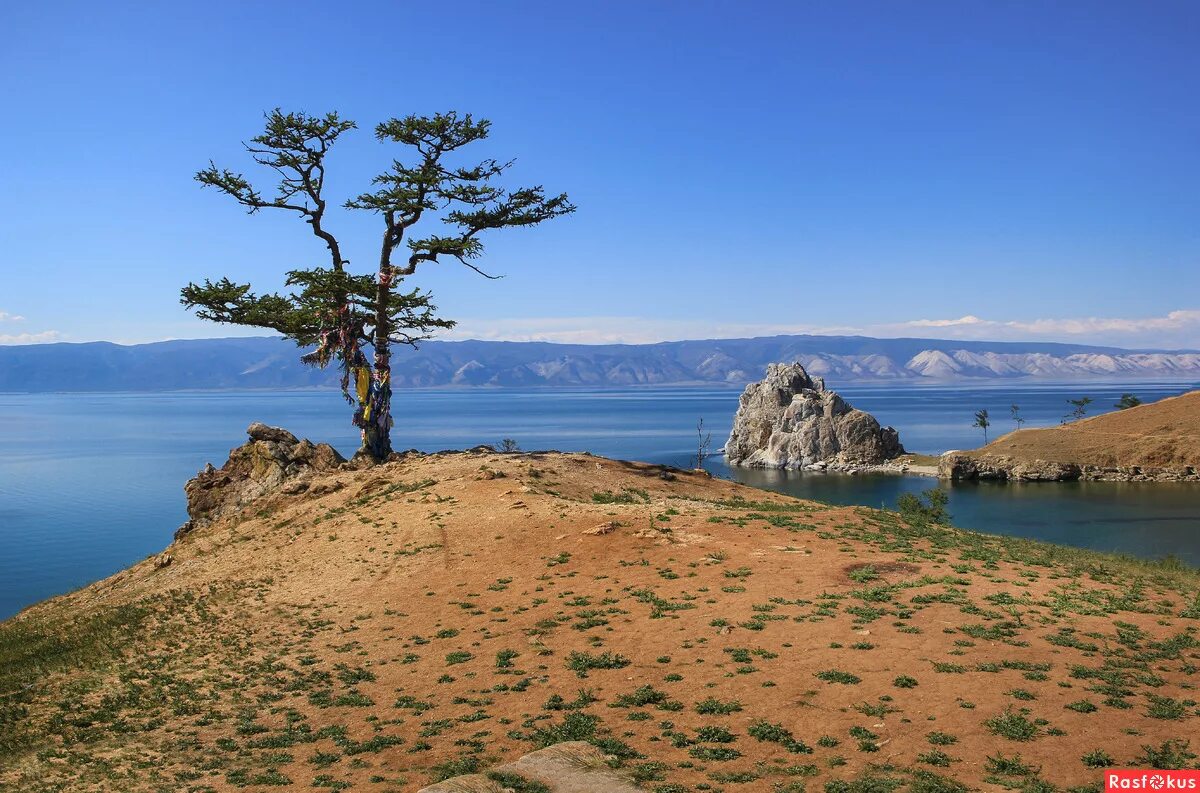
[897,488,951,527]
[985,709,1040,742]
[1081,749,1114,768]
[565,650,630,678]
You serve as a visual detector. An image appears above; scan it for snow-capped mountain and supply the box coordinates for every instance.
[2,335,1197,391]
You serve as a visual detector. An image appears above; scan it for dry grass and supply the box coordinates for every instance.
[973,390,1200,468]
[2,450,1198,792]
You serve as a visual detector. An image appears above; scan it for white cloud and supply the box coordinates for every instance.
[885,309,1200,347]
[442,309,1200,349]
[440,317,862,345]
[0,330,62,345]
[0,311,25,322]
[903,315,987,328]
[6,310,1197,350]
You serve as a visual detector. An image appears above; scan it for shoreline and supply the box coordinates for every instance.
[939,450,1200,483]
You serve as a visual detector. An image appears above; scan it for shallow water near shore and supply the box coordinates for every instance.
[1,381,1198,618]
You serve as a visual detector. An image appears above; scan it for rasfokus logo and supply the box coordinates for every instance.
[1107,771,1200,791]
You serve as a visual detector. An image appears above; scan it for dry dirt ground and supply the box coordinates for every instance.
[969,391,1200,468]
[2,450,1199,793]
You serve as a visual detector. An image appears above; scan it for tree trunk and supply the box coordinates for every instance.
[364,273,393,461]
[363,422,390,461]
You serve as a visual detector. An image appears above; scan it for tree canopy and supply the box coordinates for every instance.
[182,109,575,458]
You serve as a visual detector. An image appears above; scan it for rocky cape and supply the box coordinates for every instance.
[938,390,1200,482]
[724,362,906,472]
[175,422,347,540]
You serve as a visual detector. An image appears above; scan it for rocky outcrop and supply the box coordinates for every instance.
[725,362,903,469]
[418,741,642,793]
[939,452,1200,482]
[174,423,346,539]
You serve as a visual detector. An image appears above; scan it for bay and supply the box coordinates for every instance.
[1,380,1197,619]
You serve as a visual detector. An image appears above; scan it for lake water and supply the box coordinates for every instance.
[2,381,1198,619]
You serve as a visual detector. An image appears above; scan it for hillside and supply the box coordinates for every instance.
[3,334,1200,392]
[3,441,1199,792]
[942,391,1200,481]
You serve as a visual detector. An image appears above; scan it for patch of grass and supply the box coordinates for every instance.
[611,685,678,710]
[430,755,482,782]
[486,771,552,792]
[565,650,630,678]
[0,602,148,752]
[747,720,813,754]
[695,697,743,715]
[695,725,737,743]
[1145,695,1189,720]
[985,709,1040,741]
[592,488,649,504]
[816,669,862,685]
[1081,749,1114,768]
[1134,739,1197,769]
[918,750,954,767]
[688,745,741,761]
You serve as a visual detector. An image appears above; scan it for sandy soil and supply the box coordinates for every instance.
[2,449,1198,792]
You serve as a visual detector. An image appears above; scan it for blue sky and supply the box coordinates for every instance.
[1,1,1198,348]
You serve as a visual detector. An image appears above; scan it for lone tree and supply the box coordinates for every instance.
[695,418,712,471]
[1115,393,1142,410]
[1010,403,1025,431]
[973,408,991,443]
[182,110,575,459]
[1065,396,1093,423]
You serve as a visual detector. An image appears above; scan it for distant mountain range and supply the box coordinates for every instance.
[2,335,1199,392]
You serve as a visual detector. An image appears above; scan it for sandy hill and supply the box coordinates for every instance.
[3,440,1199,792]
[969,390,1200,469]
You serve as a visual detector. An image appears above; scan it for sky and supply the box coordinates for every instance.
[1,1,1198,350]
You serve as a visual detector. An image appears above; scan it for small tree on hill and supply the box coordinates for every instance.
[972,409,991,443]
[182,109,575,460]
[1064,396,1093,423]
[1010,404,1025,431]
[1115,393,1142,410]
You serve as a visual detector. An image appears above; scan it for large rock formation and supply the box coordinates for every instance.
[725,362,903,469]
[175,422,346,539]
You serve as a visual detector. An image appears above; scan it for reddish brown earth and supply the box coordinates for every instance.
[2,449,1198,792]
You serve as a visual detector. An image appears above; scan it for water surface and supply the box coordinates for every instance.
[1,382,1197,619]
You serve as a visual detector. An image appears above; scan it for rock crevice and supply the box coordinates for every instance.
[725,362,903,469]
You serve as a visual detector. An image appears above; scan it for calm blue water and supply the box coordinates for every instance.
[1,382,1197,619]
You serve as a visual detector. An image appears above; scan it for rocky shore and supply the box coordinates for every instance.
[939,451,1200,482]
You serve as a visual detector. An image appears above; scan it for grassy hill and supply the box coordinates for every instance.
[3,450,1199,792]
[967,391,1200,468]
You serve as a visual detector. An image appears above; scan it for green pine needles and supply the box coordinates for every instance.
[182,109,574,459]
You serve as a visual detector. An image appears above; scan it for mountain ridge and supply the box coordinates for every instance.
[2,334,1199,391]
